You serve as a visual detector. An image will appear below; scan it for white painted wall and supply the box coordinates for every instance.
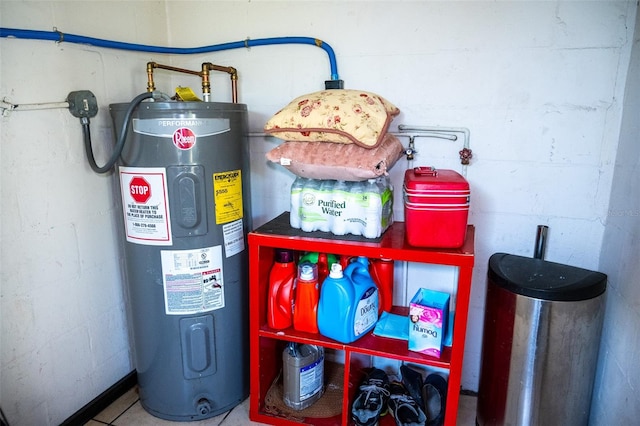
[591,5,640,425]
[0,1,637,425]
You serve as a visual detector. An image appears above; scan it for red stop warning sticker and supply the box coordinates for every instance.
[173,127,196,150]
[119,167,172,246]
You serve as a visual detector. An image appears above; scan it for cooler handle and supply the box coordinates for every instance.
[414,166,438,177]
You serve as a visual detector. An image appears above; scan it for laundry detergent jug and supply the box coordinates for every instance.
[293,262,320,334]
[267,249,296,329]
[317,262,379,343]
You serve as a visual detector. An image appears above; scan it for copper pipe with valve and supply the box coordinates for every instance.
[146,61,239,103]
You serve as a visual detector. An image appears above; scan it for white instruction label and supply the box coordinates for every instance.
[161,246,224,315]
[119,167,172,246]
[299,355,324,401]
[222,219,245,257]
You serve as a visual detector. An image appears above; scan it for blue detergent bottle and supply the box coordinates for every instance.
[318,261,379,343]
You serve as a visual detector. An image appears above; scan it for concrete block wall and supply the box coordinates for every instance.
[591,6,640,425]
[1,1,638,424]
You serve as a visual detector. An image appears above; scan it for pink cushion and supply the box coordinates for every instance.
[266,133,404,181]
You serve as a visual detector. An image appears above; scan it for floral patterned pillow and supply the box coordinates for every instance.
[264,89,400,148]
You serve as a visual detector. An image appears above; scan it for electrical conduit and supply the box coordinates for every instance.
[0,27,340,81]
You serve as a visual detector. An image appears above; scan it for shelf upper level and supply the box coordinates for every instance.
[249,212,475,268]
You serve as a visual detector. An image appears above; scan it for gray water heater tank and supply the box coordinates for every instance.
[109,100,252,421]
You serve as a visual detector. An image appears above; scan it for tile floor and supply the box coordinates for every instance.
[85,386,478,425]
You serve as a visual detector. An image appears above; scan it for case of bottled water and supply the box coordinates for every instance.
[289,176,393,238]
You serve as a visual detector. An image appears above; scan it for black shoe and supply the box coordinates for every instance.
[351,368,391,426]
[422,374,447,426]
[400,365,425,411]
[387,382,427,426]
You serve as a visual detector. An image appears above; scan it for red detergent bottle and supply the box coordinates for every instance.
[369,258,394,313]
[267,249,296,329]
[293,262,320,333]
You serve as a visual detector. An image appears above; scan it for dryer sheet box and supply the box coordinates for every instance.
[408,288,450,358]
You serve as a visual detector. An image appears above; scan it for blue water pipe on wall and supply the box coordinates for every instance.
[0,27,342,86]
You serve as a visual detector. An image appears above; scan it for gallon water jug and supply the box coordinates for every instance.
[317,263,379,343]
[293,262,320,333]
[267,249,296,329]
[282,342,325,410]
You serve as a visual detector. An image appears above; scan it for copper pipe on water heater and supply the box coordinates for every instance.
[146,61,239,103]
[146,62,201,92]
[202,63,238,103]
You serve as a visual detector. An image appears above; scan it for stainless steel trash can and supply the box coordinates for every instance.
[476,253,607,426]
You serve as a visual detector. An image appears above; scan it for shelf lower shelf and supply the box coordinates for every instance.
[258,306,453,370]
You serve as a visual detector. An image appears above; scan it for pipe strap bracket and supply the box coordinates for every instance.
[53,27,64,43]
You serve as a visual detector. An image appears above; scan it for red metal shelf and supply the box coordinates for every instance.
[248,212,475,426]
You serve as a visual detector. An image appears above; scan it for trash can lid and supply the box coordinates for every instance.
[488,253,607,301]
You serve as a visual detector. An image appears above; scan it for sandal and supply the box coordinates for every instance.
[422,374,447,426]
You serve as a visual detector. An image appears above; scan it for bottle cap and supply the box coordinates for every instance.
[299,263,316,281]
[275,249,294,263]
[329,263,343,278]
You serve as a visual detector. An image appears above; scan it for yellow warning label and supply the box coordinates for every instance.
[213,170,243,224]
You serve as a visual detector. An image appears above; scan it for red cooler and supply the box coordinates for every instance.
[403,166,470,248]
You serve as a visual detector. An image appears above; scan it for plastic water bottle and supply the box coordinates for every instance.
[348,181,366,236]
[363,179,383,238]
[331,180,350,235]
[300,179,321,232]
[377,176,394,230]
[317,180,335,232]
[290,177,308,229]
